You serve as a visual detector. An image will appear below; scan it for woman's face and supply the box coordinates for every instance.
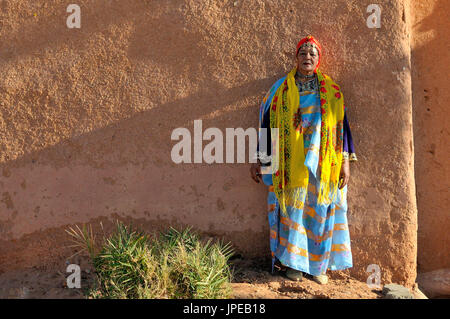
[296,46,319,73]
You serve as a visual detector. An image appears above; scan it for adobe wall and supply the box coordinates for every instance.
[0,0,417,286]
[410,0,450,273]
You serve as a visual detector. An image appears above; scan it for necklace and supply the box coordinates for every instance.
[296,71,315,80]
[295,74,318,93]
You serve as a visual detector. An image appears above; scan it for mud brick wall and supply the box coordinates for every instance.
[0,0,419,286]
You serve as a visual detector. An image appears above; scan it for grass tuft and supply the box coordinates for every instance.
[68,221,234,299]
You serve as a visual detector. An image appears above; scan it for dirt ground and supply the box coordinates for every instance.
[0,256,388,299]
[230,257,384,299]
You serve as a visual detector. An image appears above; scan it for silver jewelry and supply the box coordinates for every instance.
[295,72,318,93]
[300,42,318,51]
[296,71,315,80]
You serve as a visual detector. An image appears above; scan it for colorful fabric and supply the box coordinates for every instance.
[267,177,352,276]
[258,68,354,275]
[257,92,357,166]
[268,67,345,217]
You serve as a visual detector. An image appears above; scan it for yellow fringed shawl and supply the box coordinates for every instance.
[269,67,345,216]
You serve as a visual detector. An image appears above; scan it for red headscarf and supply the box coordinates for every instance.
[296,35,322,71]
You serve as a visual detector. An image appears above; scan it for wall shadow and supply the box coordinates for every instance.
[410,0,450,273]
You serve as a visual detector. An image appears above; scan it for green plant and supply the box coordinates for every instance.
[155,227,234,299]
[68,221,234,299]
[65,223,97,259]
[92,222,155,298]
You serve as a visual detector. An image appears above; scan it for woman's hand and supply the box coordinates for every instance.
[339,159,350,189]
[250,162,262,183]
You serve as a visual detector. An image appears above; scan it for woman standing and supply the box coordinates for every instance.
[251,35,357,284]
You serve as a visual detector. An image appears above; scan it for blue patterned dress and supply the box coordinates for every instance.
[257,72,357,276]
